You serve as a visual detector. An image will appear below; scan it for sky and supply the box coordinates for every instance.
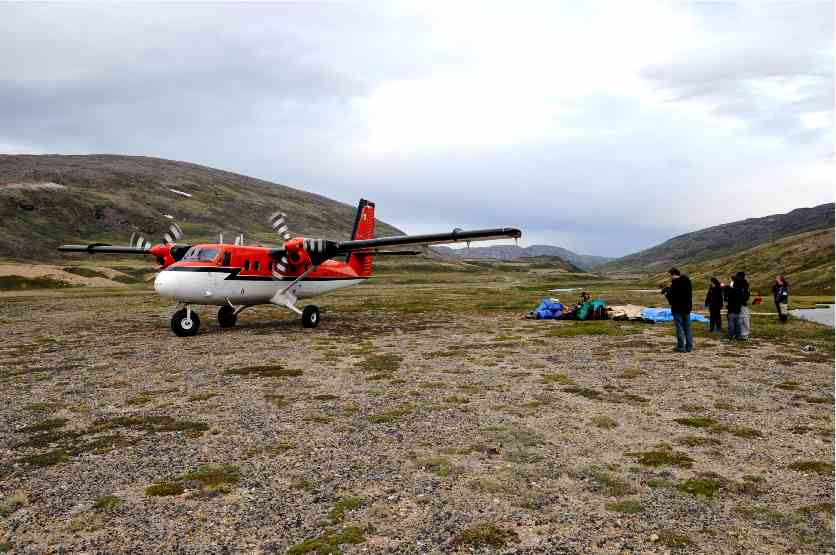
[0,1,832,257]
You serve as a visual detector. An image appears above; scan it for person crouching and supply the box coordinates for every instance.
[664,267,694,353]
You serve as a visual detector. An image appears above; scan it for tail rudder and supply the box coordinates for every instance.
[347,199,375,277]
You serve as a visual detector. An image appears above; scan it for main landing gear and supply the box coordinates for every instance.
[218,305,237,328]
[169,302,320,336]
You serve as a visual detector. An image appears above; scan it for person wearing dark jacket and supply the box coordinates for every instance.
[704,277,724,332]
[725,272,751,340]
[664,267,693,352]
[771,275,790,323]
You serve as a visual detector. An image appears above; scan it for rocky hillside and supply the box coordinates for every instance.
[601,203,834,273]
[0,154,403,261]
[663,228,834,295]
[434,244,611,269]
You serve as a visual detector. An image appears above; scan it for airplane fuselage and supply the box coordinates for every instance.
[153,244,365,306]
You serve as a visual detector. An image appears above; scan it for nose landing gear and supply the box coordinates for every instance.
[302,305,320,328]
[171,305,200,336]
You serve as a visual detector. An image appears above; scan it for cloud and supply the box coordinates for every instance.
[0,1,832,257]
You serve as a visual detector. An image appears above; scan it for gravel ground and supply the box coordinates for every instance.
[0,282,833,554]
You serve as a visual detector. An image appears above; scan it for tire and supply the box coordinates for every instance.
[171,308,200,337]
[302,305,320,328]
[218,305,237,328]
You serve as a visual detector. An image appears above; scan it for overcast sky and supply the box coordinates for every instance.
[1,2,832,256]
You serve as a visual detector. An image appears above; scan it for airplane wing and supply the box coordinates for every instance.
[57,244,151,254]
[334,227,522,254]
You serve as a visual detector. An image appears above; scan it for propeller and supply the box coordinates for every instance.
[267,211,292,277]
[128,216,183,250]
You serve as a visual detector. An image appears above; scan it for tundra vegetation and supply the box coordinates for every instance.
[0,265,832,553]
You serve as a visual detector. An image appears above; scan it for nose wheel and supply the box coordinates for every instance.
[171,306,200,337]
[302,305,320,328]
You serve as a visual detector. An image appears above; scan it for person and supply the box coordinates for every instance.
[663,267,693,352]
[771,275,790,324]
[725,272,751,340]
[735,271,751,339]
[704,277,724,332]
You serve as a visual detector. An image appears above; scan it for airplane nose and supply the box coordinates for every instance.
[154,270,174,298]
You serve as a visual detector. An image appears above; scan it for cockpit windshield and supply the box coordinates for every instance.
[183,247,219,262]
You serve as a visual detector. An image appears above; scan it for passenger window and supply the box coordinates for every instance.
[222,251,231,266]
[268,261,273,271]
[244,260,250,271]
[254,261,260,271]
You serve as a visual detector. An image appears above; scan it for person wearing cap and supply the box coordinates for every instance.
[725,272,751,340]
[734,271,751,339]
[664,267,694,352]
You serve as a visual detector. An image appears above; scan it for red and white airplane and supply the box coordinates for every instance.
[59,199,521,336]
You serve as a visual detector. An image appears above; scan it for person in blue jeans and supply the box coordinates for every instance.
[663,267,694,352]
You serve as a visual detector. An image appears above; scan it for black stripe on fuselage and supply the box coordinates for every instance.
[166,266,367,282]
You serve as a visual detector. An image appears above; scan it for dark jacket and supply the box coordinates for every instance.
[725,279,750,314]
[665,274,693,315]
[704,286,724,310]
[772,283,789,304]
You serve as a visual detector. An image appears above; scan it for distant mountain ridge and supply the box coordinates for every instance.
[601,203,835,273]
[433,244,612,270]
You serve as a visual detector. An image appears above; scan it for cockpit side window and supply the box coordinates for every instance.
[184,247,219,262]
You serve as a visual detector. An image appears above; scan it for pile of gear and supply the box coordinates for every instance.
[528,292,708,323]
[529,291,609,321]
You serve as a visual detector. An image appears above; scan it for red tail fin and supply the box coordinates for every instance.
[347,199,375,277]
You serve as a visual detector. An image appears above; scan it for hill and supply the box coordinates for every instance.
[653,228,834,295]
[601,203,834,273]
[0,154,403,261]
[433,244,611,269]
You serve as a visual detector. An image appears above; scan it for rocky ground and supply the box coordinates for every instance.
[0,276,833,554]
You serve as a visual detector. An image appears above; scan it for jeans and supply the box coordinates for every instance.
[672,312,693,352]
[728,312,742,339]
[709,307,722,332]
[739,306,750,339]
[776,301,788,323]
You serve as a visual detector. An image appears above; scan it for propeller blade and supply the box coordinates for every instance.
[162,223,184,244]
[268,211,292,241]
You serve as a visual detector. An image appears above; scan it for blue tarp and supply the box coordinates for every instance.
[640,308,709,323]
[534,298,564,320]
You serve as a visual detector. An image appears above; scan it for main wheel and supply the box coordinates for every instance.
[171,308,200,337]
[302,305,320,328]
[218,305,237,328]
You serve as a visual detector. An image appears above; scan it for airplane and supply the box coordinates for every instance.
[58,199,521,336]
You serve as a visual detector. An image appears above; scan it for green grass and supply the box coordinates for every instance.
[605,500,643,514]
[787,461,834,475]
[225,365,303,378]
[286,526,366,554]
[145,482,184,497]
[0,275,74,290]
[328,496,363,524]
[62,266,109,279]
[589,468,634,497]
[627,449,694,468]
[452,523,520,549]
[677,477,722,497]
[368,403,415,423]
[93,495,123,510]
